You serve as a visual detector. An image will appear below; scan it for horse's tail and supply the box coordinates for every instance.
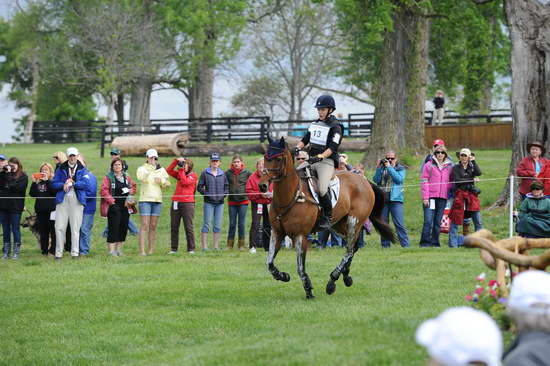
[368,181,396,243]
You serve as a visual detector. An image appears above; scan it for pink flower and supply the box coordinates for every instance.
[475,287,484,295]
[488,280,498,287]
[489,289,497,298]
[476,273,486,281]
[465,295,473,301]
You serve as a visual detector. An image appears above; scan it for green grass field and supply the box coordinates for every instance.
[0,143,514,365]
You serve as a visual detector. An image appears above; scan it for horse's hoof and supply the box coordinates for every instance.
[306,293,315,300]
[343,276,353,287]
[279,272,290,282]
[326,280,336,295]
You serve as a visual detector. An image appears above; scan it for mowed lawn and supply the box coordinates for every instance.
[0,143,513,365]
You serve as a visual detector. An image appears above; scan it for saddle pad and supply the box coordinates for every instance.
[308,176,340,208]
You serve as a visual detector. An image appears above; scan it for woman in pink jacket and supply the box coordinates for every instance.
[419,146,453,247]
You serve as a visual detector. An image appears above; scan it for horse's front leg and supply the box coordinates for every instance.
[266,230,290,282]
[294,235,314,299]
[326,216,360,295]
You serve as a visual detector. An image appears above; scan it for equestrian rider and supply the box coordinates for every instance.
[295,95,343,230]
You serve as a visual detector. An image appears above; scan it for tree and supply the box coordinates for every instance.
[336,0,430,164]
[158,0,249,135]
[486,0,550,206]
[430,0,510,113]
[241,0,339,121]
[0,1,97,142]
[230,75,284,118]
[41,0,169,127]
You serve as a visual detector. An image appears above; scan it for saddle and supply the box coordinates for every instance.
[296,163,340,207]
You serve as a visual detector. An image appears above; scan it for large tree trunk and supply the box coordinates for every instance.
[188,59,214,140]
[23,51,39,144]
[115,93,125,125]
[363,6,429,165]
[493,0,550,207]
[129,77,152,129]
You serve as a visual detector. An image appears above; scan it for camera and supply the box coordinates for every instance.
[177,159,186,168]
[380,158,388,165]
[2,165,11,173]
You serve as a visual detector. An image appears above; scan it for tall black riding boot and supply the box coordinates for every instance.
[318,193,333,230]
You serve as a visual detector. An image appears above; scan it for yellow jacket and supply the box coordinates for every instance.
[136,163,171,202]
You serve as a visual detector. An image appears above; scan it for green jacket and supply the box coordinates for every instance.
[226,168,252,203]
[516,195,550,237]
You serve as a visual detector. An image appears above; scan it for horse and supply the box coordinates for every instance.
[259,136,395,299]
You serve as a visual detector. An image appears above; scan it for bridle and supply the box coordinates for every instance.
[264,146,290,182]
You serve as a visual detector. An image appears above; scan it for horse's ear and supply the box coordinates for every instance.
[267,134,274,144]
[279,136,285,146]
[260,143,267,154]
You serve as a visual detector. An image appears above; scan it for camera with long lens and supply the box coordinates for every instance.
[177,158,186,168]
[380,158,389,166]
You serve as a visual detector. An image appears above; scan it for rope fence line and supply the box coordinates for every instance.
[0,175,536,200]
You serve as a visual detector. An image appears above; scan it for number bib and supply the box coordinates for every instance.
[308,123,330,146]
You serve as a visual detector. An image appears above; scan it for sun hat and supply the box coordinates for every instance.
[456,148,472,159]
[145,149,158,158]
[210,152,221,161]
[416,306,502,366]
[110,148,121,155]
[527,141,546,156]
[66,147,79,156]
[508,270,550,314]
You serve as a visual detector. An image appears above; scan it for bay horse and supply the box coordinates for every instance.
[259,136,395,299]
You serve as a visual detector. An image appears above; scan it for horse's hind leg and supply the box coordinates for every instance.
[326,216,360,295]
[266,230,290,282]
[294,235,314,299]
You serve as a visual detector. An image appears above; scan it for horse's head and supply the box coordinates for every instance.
[260,135,293,191]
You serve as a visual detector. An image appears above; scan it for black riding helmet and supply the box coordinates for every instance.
[315,95,336,110]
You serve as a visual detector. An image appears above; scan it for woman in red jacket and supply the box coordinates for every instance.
[246,158,272,253]
[167,157,198,254]
[516,141,547,200]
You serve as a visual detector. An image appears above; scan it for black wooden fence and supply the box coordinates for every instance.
[25,109,512,157]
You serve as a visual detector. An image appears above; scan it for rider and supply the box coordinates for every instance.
[295,95,343,230]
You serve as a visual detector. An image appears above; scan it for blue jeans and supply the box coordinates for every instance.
[449,211,483,248]
[228,204,248,240]
[381,202,409,248]
[201,202,224,233]
[318,230,343,248]
[79,213,94,255]
[419,198,447,247]
[0,211,22,244]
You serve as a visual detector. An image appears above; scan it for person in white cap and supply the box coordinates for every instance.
[448,148,482,248]
[503,270,550,365]
[416,306,503,366]
[51,147,91,259]
[136,148,170,255]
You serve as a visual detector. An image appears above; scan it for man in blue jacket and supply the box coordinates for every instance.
[78,156,97,256]
[373,150,410,248]
[51,147,90,259]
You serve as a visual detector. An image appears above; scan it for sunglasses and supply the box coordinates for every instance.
[385,157,395,161]
[435,151,446,155]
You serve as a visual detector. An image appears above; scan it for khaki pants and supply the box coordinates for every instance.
[434,108,444,125]
[312,158,335,196]
[55,193,84,257]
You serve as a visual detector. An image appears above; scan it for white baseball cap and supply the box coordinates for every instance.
[66,147,79,156]
[146,149,158,158]
[508,270,550,314]
[416,307,502,366]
